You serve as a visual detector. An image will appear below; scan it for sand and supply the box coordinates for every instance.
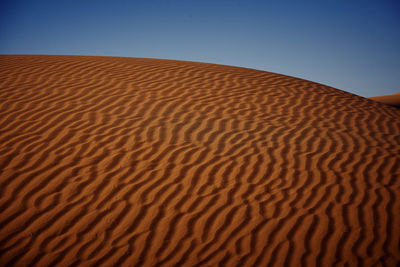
[0,55,399,266]
[369,93,400,108]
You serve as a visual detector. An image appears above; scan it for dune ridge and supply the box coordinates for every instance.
[0,55,399,266]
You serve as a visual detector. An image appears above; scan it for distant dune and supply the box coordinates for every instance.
[0,55,399,266]
[369,92,400,108]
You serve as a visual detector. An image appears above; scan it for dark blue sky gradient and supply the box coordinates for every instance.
[1,0,399,97]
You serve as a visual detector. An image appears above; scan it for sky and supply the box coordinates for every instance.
[0,0,399,97]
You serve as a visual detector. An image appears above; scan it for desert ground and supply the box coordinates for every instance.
[0,55,399,266]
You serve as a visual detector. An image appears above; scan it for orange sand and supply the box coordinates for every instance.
[0,55,399,266]
[369,92,400,108]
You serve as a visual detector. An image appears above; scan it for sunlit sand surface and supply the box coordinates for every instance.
[0,55,399,266]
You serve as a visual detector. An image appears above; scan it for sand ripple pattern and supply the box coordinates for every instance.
[0,55,399,266]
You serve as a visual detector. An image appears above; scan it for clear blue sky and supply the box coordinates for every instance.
[1,0,399,97]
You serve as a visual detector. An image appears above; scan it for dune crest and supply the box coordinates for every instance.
[0,55,399,266]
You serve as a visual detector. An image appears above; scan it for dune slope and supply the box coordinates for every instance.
[0,55,399,266]
[369,92,400,108]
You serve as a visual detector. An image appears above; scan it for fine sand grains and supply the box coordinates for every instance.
[0,55,399,266]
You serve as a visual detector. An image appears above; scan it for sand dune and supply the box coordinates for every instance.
[369,92,400,108]
[0,55,399,266]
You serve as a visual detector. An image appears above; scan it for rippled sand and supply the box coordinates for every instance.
[0,55,399,266]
